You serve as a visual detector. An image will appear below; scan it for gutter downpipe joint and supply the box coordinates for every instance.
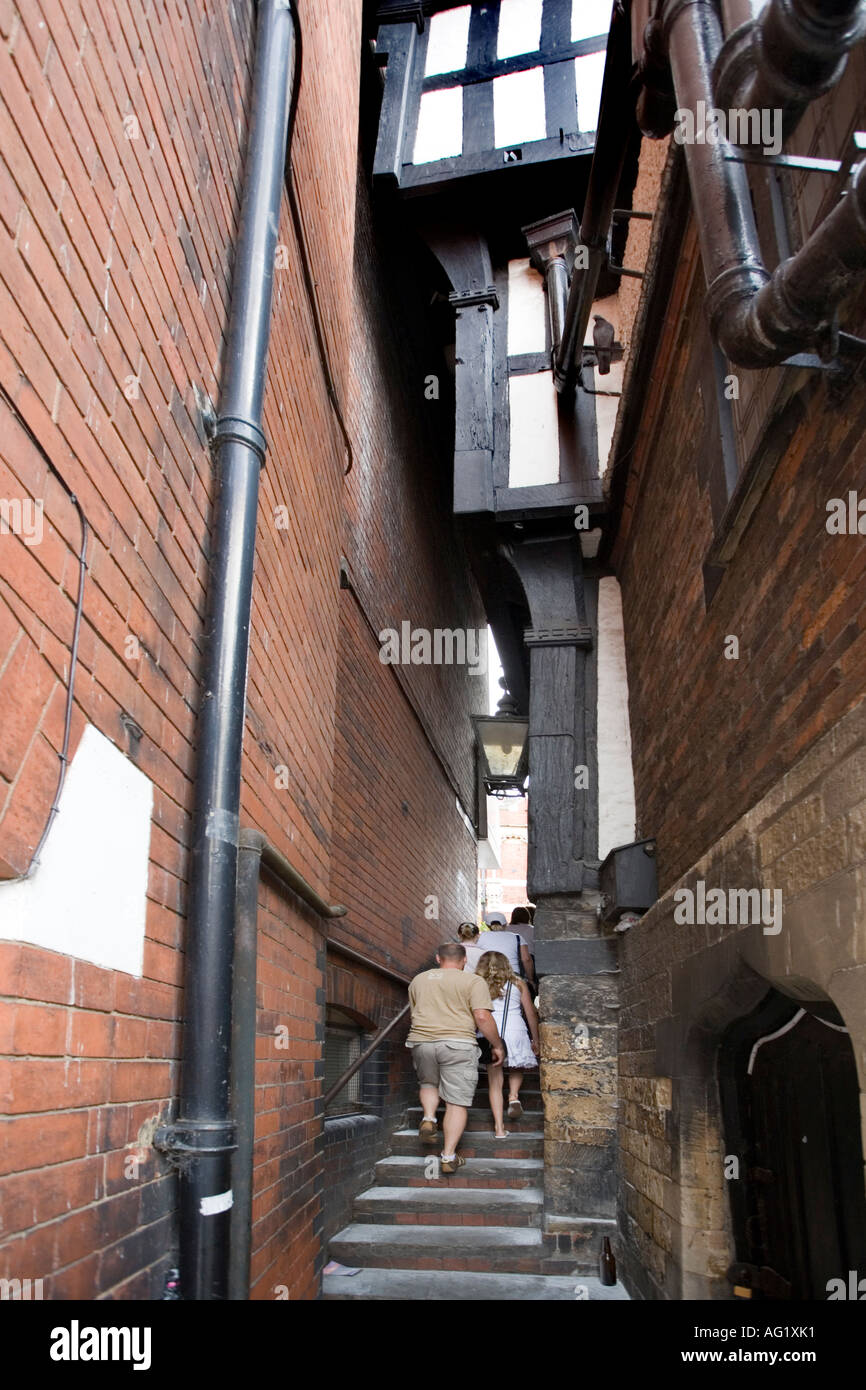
[715,0,866,134]
[163,0,297,1301]
[656,0,866,366]
[663,0,772,363]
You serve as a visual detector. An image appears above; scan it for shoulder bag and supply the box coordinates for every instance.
[477,979,512,1064]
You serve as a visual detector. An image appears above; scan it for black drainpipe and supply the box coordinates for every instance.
[643,0,866,366]
[553,0,633,389]
[156,0,299,1300]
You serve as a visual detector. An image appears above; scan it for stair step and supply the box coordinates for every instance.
[407,1105,543,1131]
[475,1086,541,1100]
[390,1129,543,1160]
[323,1268,630,1300]
[353,1185,543,1226]
[330,1222,545,1274]
[374,1154,543,1189]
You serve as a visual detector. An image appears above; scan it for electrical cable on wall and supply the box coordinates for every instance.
[0,383,89,883]
[285,1,354,476]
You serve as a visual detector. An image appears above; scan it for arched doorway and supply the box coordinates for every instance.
[719,989,866,1299]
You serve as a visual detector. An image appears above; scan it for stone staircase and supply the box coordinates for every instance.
[323,1080,629,1300]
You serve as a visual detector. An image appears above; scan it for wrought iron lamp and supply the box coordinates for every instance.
[473,682,529,796]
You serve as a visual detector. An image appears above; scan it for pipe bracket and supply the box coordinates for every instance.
[155,1119,238,1158]
[212,414,268,466]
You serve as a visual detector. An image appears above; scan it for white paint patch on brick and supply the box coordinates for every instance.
[597,576,636,862]
[0,724,153,976]
[508,370,559,487]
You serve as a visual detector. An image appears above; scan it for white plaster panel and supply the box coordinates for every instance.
[425,5,471,76]
[498,0,543,58]
[597,576,636,862]
[0,724,154,976]
[414,87,463,164]
[508,371,559,487]
[507,258,547,356]
[575,49,606,131]
[572,0,611,41]
[493,66,547,148]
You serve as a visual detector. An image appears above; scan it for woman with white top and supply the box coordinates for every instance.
[457,921,485,972]
[474,950,539,1137]
[457,920,532,981]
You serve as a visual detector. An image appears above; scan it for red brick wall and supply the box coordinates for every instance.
[246,877,323,1301]
[332,597,479,970]
[612,218,866,892]
[0,0,481,1301]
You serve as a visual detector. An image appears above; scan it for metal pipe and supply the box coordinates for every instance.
[257,831,348,918]
[660,0,866,364]
[746,156,866,356]
[230,823,346,1300]
[715,0,866,132]
[546,256,569,354]
[170,0,298,1302]
[227,836,263,1301]
[720,0,763,34]
[554,0,633,389]
[664,0,772,363]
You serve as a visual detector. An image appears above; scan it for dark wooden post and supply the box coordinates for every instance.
[504,537,619,1271]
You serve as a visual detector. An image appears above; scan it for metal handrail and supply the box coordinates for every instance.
[322,1002,411,1110]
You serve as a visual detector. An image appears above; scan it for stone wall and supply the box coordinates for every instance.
[617,696,866,1299]
[535,893,620,1274]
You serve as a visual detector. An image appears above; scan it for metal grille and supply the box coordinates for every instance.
[324,1015,364,1116]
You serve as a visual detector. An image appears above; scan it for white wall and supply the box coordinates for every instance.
[0,724,154,976]
[596,576,636,861]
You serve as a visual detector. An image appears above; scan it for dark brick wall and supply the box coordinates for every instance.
[320,955,415,1249]
[610,116,866,1295]
[611,218,866,896]
[323,1114,384,1247]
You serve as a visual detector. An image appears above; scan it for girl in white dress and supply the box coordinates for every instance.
[475,951,539,1138]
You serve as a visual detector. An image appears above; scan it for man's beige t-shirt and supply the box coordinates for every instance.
[406,967,493,1046]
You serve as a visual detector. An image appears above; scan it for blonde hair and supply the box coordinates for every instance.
[457,921,479,942]
[475,950,518,1001]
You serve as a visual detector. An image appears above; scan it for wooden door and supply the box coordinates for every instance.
[720,991,866,1299]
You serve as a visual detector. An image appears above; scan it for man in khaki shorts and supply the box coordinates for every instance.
[406,942,505,1173]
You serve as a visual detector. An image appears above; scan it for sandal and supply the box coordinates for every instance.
[493,1130,510,1139]
[506,1099,523,1120]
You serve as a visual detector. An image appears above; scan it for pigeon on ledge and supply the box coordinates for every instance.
[592,314,615,375]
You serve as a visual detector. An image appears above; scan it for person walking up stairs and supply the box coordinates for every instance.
[323,942,628,1299]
